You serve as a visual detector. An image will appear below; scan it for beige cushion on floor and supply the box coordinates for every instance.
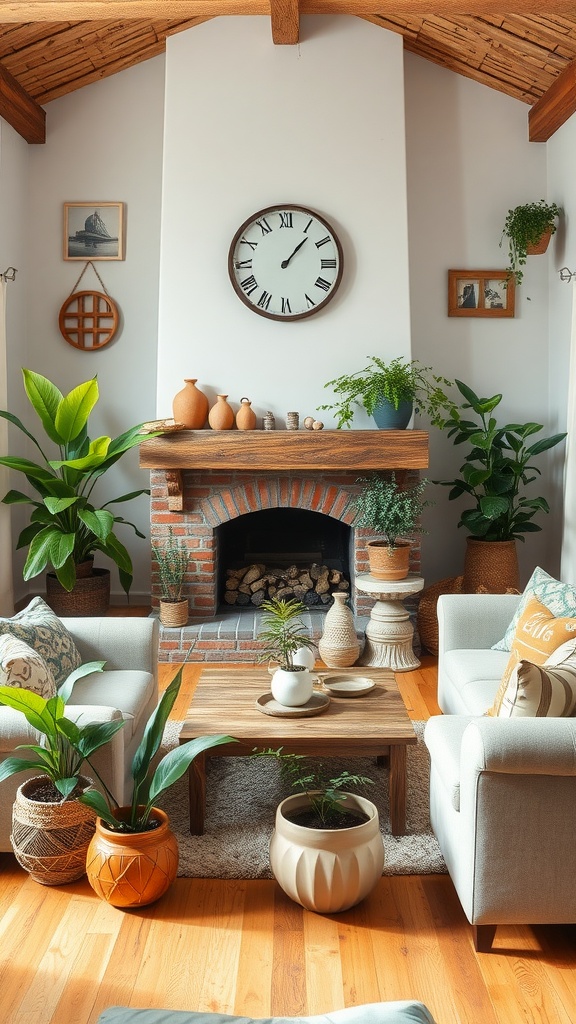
[0,633,56,698]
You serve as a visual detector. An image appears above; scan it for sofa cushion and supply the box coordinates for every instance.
[0,597,82,687]
[0,633,56,698]
[493,566,576,651]
[495,637,576,718]
[96,1004,436,1024]
[442,649,509,714]
[67,669,156,739]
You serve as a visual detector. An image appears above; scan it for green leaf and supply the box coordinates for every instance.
[54,378,99,443]
[22,369,64,445]
[49,435,111,472]
[74,719,126,759]
[148,734,237,805]
[0,686,52,734]
[53,557,77,592]
[22,526,61,580]
[0,755,47,783]
[479,495,509,520]
[48,531,75,569]
[44,496,78,514]
[77,789,119,827]
[78,508,114,542]
[526,433,567,457]
[55,778,81,799]
[131,668,184,794]
[58,660,105,703]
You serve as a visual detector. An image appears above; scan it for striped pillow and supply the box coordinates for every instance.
[496,639,576,718]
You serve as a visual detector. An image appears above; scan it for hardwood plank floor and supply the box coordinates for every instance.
[1,656,575,1024]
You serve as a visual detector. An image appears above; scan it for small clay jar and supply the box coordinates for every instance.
[235,397,257,430]
[208,395,235,430]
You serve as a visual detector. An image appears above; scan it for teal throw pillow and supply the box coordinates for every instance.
[0,596,82,687]
[492,566,576,652]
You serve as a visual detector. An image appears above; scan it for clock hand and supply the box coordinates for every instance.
[281,237,308,269]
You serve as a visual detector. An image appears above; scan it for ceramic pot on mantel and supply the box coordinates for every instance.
[208,394,235,430]
[172,378,209,429]
[235,397,257,430]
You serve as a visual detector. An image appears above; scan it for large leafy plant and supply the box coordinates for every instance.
[78,667,236,833]
[0,369,156,594]
[0,662,125,800]
[353,472,431,550]
[256,598,316,671]
[438,380,566,541]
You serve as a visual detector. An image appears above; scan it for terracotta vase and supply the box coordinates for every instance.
[526,227,552,256]
[172,378,209,429]
[11,775,96,885]
[318,591,359,668]
[235,397,257,430]
[462,538,520,594]
[208,394,235,431]
[269,791,384,913]
[86,807,179,908]
[367,540,411,581]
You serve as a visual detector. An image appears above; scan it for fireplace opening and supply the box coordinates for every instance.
[217,508,353,610]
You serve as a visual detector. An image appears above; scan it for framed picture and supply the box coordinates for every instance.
[448,270,515,318]
[63,202,125,261]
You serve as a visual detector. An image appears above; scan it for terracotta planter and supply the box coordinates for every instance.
[269,791,384,913]
[159,598,189,627]
[86,806,179,908]
[172,378,209,429]
[46,565,110,616]
[367,540,411,581]
[462,537,520,594]
[526,227,552,256]
[11,775,96,885]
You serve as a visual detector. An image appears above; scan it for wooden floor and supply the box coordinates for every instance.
[1,656,576,1024]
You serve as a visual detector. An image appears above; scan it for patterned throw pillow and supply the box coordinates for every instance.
[0,633,56,698]
[488,595,576,716]
[0,596,82,688]
[495,637,576,718]
[492,566,576,651]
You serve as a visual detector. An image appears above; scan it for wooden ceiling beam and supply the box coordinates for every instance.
[270,0,299,43]
[0,61,45,142]
[529,58,576,141]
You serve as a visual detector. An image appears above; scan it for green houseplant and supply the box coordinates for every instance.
[152,528,190,627]
[256,597,317,708]
[437,379,567,591]
[501,199,561,285]
[0,369,157,609]
[353,472,431,580]
[318,356,453,429]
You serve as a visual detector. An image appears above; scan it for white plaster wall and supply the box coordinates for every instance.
[405,54,554,587]
[21,56,166,602]
[158,17,412,429]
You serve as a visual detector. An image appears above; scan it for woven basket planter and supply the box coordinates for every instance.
[462,538,520,594]
[159,598,189,628]
[417,576,463,656]
[11,775,96,885]
[46,566,110,617]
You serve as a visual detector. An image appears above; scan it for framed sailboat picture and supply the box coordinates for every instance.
[64,202,125,261]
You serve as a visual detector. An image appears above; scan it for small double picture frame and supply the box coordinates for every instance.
[448,270,515,318]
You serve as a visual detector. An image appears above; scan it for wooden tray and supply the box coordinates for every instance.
[255,691,330,717]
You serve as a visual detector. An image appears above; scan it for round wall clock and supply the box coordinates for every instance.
[228,204,343,321]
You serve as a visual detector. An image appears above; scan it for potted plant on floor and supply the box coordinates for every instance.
[0,660,125,885]
[353,472,431,580]
[152,528,190,627]
[256,598,317,708]
[437,379,567,592]
[318,356,453,429]
[258,748,383,913]
[78,666,236,907]
[500,199,561,285]
[0,369,158,614]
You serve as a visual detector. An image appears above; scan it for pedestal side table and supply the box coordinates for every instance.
[356,573,425,671]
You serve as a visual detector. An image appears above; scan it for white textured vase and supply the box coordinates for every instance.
[270,667,314,707]
[318,592,359,668]
[269,792,384,913]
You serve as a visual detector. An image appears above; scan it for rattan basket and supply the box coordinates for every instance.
[159,598,189,628]
[11,776,96,885]
[46,567,110,616]
[417,576,463,657]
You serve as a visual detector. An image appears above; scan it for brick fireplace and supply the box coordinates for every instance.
[140,430,429,661]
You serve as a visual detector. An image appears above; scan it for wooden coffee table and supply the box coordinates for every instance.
[179,666,417,837]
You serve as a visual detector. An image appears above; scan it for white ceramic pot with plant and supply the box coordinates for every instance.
[256,598,316,707]
[353,472,431,581]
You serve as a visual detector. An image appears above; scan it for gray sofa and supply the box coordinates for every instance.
[0,615,158,852]
[97,1004,436,1024]
[424,592,576,950]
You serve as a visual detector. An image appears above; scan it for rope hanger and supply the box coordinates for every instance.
[59,260,119,351]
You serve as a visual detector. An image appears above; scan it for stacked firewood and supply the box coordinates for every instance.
[223,562,350,607]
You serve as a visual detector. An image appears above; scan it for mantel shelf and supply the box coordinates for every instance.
[140,429,429,511]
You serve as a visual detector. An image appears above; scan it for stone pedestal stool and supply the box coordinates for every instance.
[356,573,425,672]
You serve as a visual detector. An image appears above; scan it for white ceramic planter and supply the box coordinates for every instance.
[293,646,316,670]
[270,667,314,707]
[269,791,384,913]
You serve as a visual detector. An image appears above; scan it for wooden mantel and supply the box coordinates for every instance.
[139,429,429,511]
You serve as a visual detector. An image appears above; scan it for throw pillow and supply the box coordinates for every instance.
[0,596,82,688]
[492,566,576,651]
[495,652,576,718]
[488,594,576,715]
[0,633,56,698]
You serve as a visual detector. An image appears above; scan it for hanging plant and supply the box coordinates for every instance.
[500,200,561,285]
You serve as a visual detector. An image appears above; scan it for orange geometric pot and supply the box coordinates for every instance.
[85,807,179,908]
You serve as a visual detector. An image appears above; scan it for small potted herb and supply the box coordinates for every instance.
[353,472,431,580]
[500,199,561,285]
[152,527,190,627]
[256,597,316,708]
[318,356,453,429]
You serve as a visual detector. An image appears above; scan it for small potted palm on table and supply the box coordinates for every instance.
[256,597,317,707]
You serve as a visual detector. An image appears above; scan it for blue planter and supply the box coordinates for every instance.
[372,399,413,430]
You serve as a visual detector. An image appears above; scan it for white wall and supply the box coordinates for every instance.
[157,17,412,428]
[404,53,556,587]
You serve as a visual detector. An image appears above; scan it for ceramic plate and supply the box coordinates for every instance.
[322,675,376,698]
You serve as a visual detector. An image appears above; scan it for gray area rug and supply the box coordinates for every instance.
[157,720,447,879]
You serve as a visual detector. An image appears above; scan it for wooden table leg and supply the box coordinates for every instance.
[389,744,407,836]
[188,751,206,835]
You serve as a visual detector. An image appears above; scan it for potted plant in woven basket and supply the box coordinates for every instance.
[78,666,236,907]
[353,472,431,581]
[0,660,125,885]
[0,369,158,614]
[152,528,190,627]
[500,199,561,285]
[256,748,383,913]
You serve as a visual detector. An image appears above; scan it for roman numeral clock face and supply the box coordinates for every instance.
[228,205,344,321]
